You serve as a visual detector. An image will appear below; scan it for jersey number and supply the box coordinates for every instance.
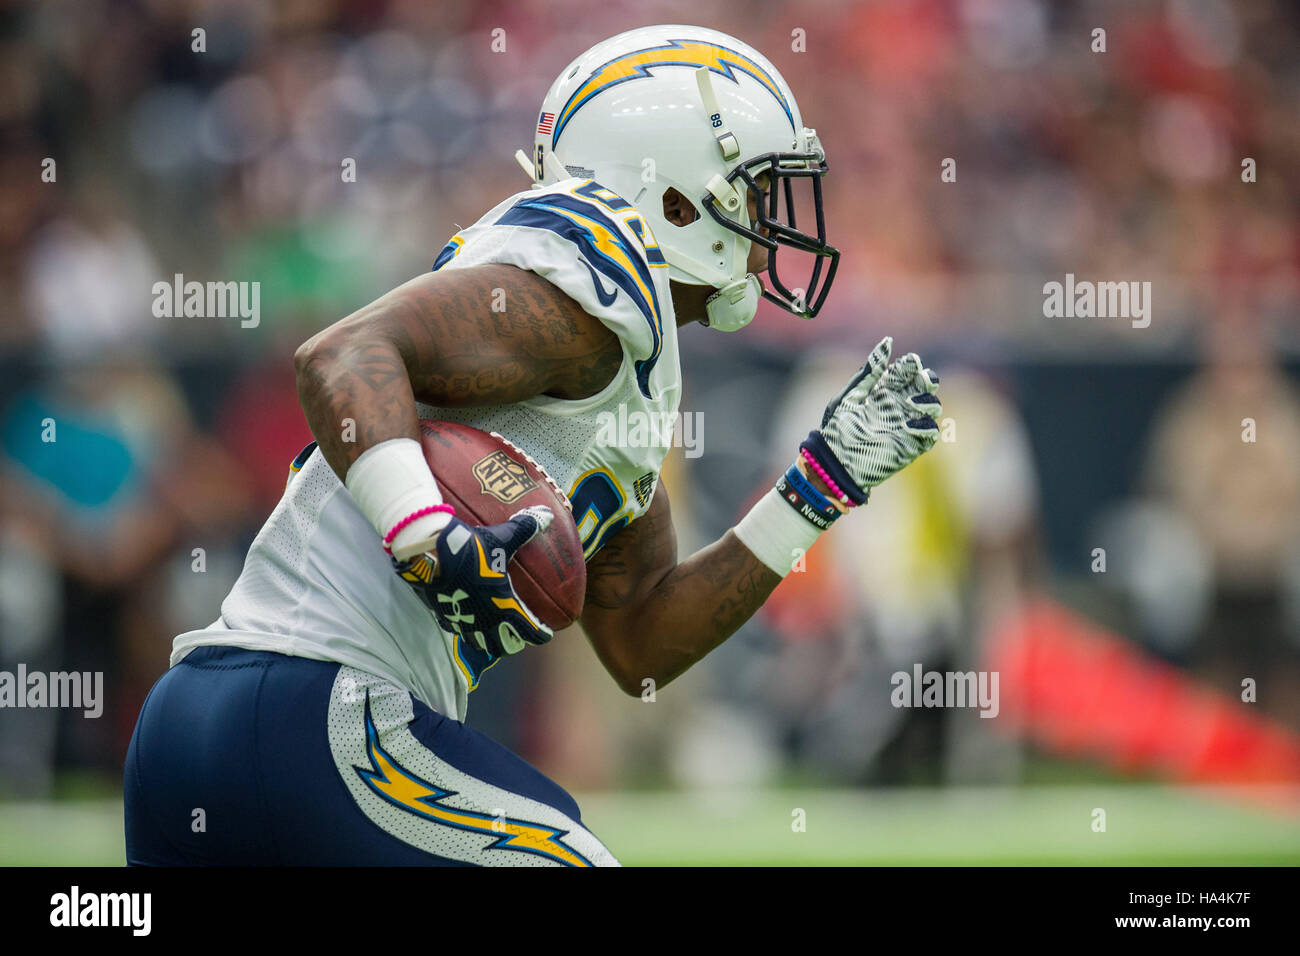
[569,470,629,559]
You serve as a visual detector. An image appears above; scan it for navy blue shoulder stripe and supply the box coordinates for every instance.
[431,235,464,272]
[495,195,663,398]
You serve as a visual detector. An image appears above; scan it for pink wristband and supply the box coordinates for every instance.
[800,447,853,506]
[383,504,455,553]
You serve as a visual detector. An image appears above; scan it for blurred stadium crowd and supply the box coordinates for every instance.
[1,0,1298,798]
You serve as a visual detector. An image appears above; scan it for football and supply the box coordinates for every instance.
[417,418,586,629]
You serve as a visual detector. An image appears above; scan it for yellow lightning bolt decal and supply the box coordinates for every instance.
[553,38,794,146]
[353,696,592,866]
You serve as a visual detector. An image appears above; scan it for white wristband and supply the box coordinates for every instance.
[344,438,452,556]
[732,486,826,578]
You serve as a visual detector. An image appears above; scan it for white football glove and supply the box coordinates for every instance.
[801,336,941,503]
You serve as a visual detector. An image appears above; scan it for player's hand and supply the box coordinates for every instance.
[392,506,555,657]
[802,336,942,503]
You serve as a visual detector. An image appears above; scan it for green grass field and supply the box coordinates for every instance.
[3,784,1298,865]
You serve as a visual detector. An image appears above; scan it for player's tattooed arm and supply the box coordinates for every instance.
[580,482,781,695]
[294,264,624,480]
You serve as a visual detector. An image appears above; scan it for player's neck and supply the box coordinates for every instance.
[669,280,714,328]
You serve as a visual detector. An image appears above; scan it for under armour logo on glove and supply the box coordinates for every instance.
[393,506,554,657]
[435,589,475,626]
[801,336,942,504]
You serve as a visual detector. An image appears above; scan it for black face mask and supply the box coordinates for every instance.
[701,151,840,318]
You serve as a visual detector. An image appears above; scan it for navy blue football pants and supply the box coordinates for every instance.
[124,645,617,866]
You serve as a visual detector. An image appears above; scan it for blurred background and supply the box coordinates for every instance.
[2,0,1299,864]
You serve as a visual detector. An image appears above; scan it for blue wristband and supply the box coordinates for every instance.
[775,463,841,530]
[784,463,838,515]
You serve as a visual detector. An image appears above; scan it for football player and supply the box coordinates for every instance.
[125,24,941,866]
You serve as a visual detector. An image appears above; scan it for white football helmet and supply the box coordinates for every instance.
[518,24,840,331]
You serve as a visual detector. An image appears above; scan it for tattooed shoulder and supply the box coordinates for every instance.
[388,264,624,405]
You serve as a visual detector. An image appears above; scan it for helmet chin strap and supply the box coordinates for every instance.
[705,272,762,332]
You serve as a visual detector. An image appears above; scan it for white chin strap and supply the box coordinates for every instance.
[705,273,762,332]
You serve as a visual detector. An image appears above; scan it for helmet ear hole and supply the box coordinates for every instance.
[661,188,699,227]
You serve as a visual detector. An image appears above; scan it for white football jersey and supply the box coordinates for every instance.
[171,179,681,720]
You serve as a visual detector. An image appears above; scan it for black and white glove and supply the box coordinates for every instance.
[393,506,554,658]
[801,336,942,505]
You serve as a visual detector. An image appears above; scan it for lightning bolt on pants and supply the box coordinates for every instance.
[124,645,619,866]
